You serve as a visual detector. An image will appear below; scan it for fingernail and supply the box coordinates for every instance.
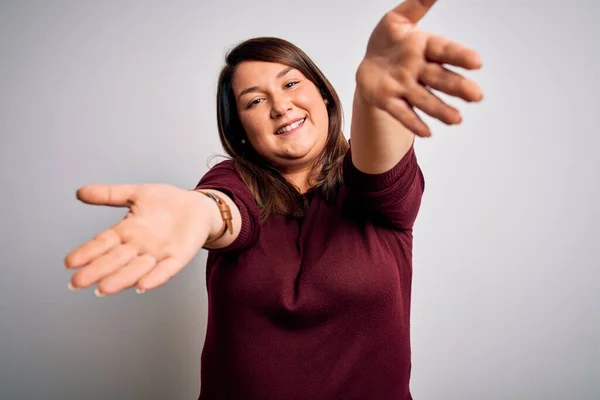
[94,288,106,298]
[68,281,78,291]
[135,287,146,294]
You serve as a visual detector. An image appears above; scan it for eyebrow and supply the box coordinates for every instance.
[237,66,295,100]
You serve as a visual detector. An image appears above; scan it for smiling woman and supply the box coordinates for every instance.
[64,0,484,399]
[234,62,329,168]
[215,38,349,221]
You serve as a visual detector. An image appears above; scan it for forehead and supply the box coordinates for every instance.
[232,61,304,94]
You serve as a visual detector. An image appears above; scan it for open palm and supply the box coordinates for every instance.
[65,184,211,296]
[357,0,484,137]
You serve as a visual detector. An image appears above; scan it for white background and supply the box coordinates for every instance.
[1,1,598,399]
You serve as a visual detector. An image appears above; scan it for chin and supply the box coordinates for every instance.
[264,132,328,170]
[271,149,319,170]
[284,141,325,161]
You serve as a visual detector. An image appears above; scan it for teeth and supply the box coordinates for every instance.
[277,118,305,135]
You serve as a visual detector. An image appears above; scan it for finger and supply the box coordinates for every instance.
[391,0,437,23]
[76,184,139,207]
[65,229,121,268]
[426,35,482,70]
[405,84,461,125]
[69,242,139,289]
[384,97,431,137]
[96,254,157,296]
[420,63,483,102]
[136,256,186,292]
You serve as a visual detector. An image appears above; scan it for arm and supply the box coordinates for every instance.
[191,189,242,250]
[64,161,260,296]
[350,0,483,174]
[193,160,261,252]
[64,183,243,296]
[350,92,415,175]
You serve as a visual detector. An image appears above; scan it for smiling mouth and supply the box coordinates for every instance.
[275,118,306,136]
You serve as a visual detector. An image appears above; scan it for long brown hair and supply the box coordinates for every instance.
[216,37,348,222]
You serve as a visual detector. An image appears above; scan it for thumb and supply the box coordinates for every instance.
[391,0,437,23]
[76,184,139,207]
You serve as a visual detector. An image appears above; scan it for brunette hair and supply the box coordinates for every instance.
[216,37,348,221]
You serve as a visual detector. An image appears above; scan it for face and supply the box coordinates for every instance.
[232,61,329,172]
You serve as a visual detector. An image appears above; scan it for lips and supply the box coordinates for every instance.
[275,117,306,136]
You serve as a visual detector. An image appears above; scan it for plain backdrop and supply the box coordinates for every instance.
[1,1,599,399]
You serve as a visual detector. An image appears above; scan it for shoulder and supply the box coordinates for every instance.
[196,159,243,187]
[195,158,256,209]
[205,158,237,175]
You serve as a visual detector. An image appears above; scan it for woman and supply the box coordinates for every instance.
[65,0,483,398]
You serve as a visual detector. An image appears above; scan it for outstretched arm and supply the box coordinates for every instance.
[65,184,242,296]
[350,0,484,174]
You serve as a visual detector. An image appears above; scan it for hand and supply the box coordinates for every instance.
[356,0,484,137]
[65,184,215,296]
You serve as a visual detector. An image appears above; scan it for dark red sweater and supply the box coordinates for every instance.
[195,144,425,400]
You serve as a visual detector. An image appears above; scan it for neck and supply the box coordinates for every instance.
[276,158,322,194]
[282,169,311,193]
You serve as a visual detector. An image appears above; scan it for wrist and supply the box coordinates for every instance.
[354,59,377,103]
[192,189,233,244]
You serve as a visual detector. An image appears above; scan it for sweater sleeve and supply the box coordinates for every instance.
[342,142,425,230]
[194,160,261,252]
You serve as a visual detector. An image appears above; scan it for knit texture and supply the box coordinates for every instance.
[195,144,425,400]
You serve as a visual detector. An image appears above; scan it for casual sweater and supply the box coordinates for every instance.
[194,143,425,400]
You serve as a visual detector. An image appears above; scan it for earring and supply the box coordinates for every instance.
[241,139,246,144]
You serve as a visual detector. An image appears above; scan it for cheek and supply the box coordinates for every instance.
[239,113,275,156]
[240,112,268,139]
[294,91,329,129]
[312,101,330,133]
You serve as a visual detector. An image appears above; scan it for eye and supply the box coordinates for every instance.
[285,81,300,89]
[246,98,263,109]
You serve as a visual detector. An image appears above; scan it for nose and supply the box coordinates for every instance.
[270,94,292,119]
